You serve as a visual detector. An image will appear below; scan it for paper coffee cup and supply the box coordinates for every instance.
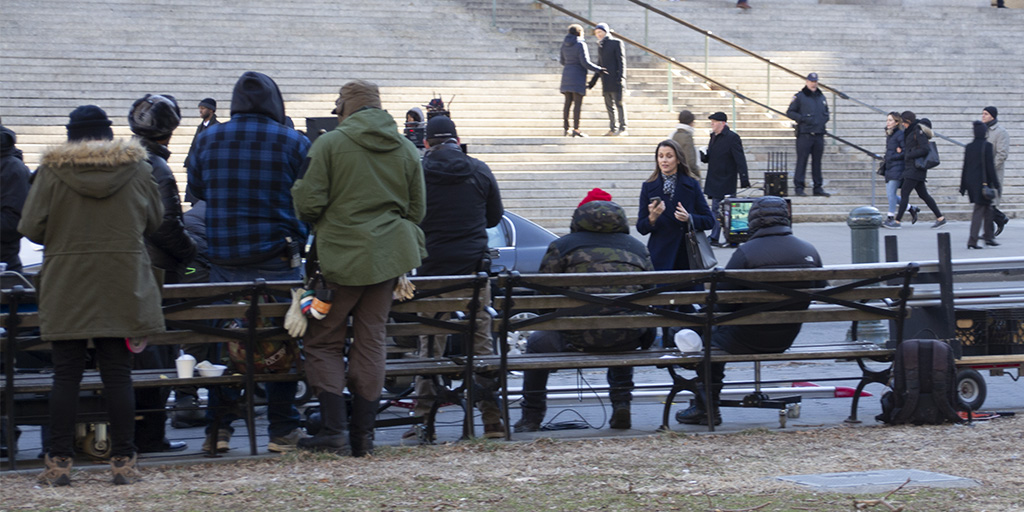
[175,354,196,379]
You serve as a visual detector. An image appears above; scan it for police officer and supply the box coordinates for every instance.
[786,73,831,197]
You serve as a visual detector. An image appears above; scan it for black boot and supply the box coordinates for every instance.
[298,392,350,455]
[609,402,631,429]
[349,394,378,457]
[675,385,722,426]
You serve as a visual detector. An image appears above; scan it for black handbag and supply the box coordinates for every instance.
[685,222,718,270]
[914,141,940,170]
[982,183,997,201]
[877,160,886,176]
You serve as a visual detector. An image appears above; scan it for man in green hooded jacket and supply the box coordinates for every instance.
[292,80,426,457]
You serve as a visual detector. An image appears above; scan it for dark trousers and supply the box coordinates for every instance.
[521,331,635,414]
[896,178,942,222]
[709,196,724,243]
[206,259,302,438]
[794,133,824,191]
[49,338,136,458]
[562,92,584,131]
[133,344,176,449]
[603,91,626,131]
[968,202,995,246]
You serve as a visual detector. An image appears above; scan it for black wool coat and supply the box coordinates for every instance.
[960,139,998,205]
[701,125,750,199]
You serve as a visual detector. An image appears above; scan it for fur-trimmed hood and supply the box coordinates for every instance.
[40,138,149,199]
[920,123,933,139]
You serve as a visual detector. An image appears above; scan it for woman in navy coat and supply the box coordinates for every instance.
[559,24,603,138]
[637,139,715,271]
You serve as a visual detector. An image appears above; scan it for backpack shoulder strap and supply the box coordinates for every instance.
[931,340,964,423]
[892,340,922,424]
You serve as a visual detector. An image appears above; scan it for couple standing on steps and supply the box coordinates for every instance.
[559,23,627,138]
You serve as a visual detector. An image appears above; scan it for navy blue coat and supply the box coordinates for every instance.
[636,174,714,271]
[786,87,829,135]
[883,128,905,182]
[701,125,749,199]
[559,35,602,95]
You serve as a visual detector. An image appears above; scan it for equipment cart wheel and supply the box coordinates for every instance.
[956,368,987,410]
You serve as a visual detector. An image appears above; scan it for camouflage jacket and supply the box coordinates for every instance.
[540,201,655,351]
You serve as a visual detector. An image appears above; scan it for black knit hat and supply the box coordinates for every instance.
[199,97,217,111]
[128,94,181,140]
[425,115,457,140]
[983,106,998,119]
[66,105,113,142]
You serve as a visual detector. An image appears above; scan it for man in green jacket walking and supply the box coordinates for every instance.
[292,80,427,457]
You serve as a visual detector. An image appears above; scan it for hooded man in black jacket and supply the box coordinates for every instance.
[675,196,824,426]
[1,125,31,273]
[786,73,831,197]
[407,115,507,440]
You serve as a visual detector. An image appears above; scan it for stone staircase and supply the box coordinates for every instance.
[1,0,1021,233]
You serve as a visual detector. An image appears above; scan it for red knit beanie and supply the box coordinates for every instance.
[578,188,612,208]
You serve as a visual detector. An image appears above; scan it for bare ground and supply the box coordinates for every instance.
[3,418,1023,512]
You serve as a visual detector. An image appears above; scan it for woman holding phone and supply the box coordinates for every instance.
[637,139,715,271]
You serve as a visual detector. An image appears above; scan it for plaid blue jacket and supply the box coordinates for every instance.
[191,114,310,265]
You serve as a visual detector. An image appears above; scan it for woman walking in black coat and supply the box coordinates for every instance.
[961,121,1000,249]
[891,112,945,229]
[559,24,603,138]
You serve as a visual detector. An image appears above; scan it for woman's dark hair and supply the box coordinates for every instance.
[973,120,988,139]
[646,139,696,182]
[568,24,583,37]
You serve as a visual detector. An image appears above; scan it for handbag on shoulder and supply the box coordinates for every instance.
[684,222,718,270]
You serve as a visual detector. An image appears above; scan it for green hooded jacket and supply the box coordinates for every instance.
[18,138,165,340]
[292,107,426,286]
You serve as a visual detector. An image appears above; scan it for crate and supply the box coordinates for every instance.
[955,308,1024,356]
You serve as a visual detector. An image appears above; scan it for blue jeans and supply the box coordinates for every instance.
[885,179,901,216]
[206,258,302,438]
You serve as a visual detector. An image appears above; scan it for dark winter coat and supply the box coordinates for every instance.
[636,173,715,271]
[559,35,602,95]
[418,141,503,276]
[1,126,31,271]
[18,138,165,341]
[138,137,196,280]
[960,138,999,206]
[713,198,825,354]
[540,200,654,351]
[701,125,750,199]
[183,114,219,203]
[588,36,625,94]
[883,127,906,182]
[901,121,933,181]
[786,86,829,135]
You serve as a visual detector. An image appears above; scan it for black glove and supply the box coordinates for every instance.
[699,150,708,163]
[740,180,751,189]
[959,188,966,196]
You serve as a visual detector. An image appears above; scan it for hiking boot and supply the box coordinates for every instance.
[202,427,233,453]
[268,428,308,453]
[675,405,722,426]
[609,403,631,430]
[38,454,72,487]
[513,410,544,433]
[483,421,506,439]
[110,454,140,485]
[909,206,920,225]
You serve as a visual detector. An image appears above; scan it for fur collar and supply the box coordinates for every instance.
[41,138,147,168]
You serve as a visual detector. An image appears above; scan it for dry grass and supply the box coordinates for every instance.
[4,419,1023,512]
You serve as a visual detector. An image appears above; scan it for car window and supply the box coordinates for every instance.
[487,219,512,248]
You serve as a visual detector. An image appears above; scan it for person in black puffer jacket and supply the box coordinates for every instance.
[675,195,825,426]
[892,112,945,229]
[127,94,196,454]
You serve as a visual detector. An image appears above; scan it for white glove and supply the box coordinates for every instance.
[284,288,308,338]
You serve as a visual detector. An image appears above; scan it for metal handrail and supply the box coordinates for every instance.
[533,0,965,149]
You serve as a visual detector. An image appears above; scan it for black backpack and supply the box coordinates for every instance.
[876,339,963,425]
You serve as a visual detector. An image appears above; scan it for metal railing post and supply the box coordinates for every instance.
[766,62,771,110]
[588,0,592,20]
[731,95,737,134]
[667,61,673,113]
[831,92,838,144]
[492,0,497,27]
[704,33,710,76]
[644,9,649,46]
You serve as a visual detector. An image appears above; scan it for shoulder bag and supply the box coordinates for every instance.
[684,222,718,270]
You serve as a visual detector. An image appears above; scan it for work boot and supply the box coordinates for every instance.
[38,454,72,486]
[514,408,545,433]
[110,453,140,485]
[349,394,378,457]
[675,385,722,426]
[298,392,350,455]
[609,402,631,429]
